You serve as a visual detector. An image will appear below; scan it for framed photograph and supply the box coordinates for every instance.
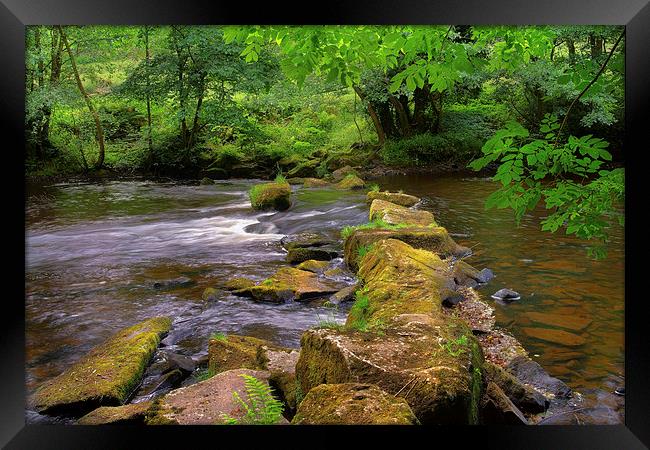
[3,0,649,448]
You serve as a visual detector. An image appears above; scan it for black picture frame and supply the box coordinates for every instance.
[2,0,649,448]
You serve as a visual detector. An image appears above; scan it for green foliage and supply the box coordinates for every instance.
[274,173,287,184]
[210,332,227,341]
[368,183,380,192]
[347,289,371,332]
[195,367,217,382]
[220,374,284,425]
[341,219,410,240]
[469,114,623,258]
[357,244,375,261]
[442,334,469,357]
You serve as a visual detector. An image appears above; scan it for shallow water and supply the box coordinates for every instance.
[25,175,624,422]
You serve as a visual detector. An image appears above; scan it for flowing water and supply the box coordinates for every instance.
[25,174,624,423]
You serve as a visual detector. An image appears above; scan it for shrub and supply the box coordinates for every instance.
[220,375,284,425]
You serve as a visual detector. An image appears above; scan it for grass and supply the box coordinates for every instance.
[442,335,469,357]
[347,289,371,331]
[356,244,375,262]
[274,173,288,184]
[341,219,411,240]
[210,332,228,342]
[368,183,380,192]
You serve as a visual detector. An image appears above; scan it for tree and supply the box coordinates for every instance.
[58,25,106,170]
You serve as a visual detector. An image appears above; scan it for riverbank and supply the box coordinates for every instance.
[25,176,624,425]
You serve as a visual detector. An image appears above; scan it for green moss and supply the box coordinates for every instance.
[211,332,227,341]
[249,181,291,211]
[32,317,171,415]
[341,219,410,240]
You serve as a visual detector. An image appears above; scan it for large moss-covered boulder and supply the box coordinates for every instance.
[233,267,344,303]
[335,174,365,190]
[291,383,419,425]
[367,191,420,207]
[249,181,291,211]
[369,199,436,227]
[352,239,452,324]
[147,369,287,425]
[77,401,153,425]
[344,227,470,272]
[31,317,171,416]
[295,314,484,424]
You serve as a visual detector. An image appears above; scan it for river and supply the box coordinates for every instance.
[25,174,625,423]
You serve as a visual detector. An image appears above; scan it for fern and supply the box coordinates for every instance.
[220,374,284,425]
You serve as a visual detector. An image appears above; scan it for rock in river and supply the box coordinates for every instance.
[77,401,153,425]
[232,267,345,303]
[335,174,366,190]
[249,180,292,211]
[292,383,419,425]
[491,288,521,301]
[369,199,436,227]
[152,276,194,290]
[366,191,420,207]
[147,369,288,425]
[31,317,172,416]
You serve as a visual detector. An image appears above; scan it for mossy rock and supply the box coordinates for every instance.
[335,174,365,190]
[329,284,358,303]
[202,287,218,301]
[302,178,330,188]
[77,401,153,425]
[208,334,286,375]
[292,383,419,425]
[287,159,320,178]
[295,315,484,425]
[258,346,301,416]
[31,317,171,416]
[479,382,528,425]
[286,247,337,264]
[249,181,291,211]
[232,267,344,303]
[366,191,420,207]
[199,177,215,185]
[296,259,330,273]
[331,165,358,182]
[286,177,306,185]
[344,227,470,272]
[223,277,255,291]
[204,167,228,179]
[146,369,288,425]
[351,239,452,325]
[280,232,333,251]
[451,260,484,288]
[369,199,436,227]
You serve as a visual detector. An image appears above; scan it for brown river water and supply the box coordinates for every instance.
[25,174,624,423]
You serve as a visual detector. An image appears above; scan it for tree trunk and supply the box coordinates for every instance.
[430,92,443,133]
[187,73,206,151]
[389,95,412,137]
[353,85,385,146]
[567,39,576,64]
[413,87,429,133]
[59,26,106,169]
[144,26,153,153]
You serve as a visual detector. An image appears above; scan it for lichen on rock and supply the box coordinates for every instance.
[366,191,420,207]
[291,383,419,424]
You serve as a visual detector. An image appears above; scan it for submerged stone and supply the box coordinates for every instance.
[202,287,218,301]
[291,383,419,425]
[369,199,436,227]
[199,177,215,185]
[152,277,194,290]
[249,181,291,211]
[31,317,172,416]
[77,401,153,425]
[521,327,587,347]
[222,277,255,291]
[507,356,572,398]
[366,191,420,207]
